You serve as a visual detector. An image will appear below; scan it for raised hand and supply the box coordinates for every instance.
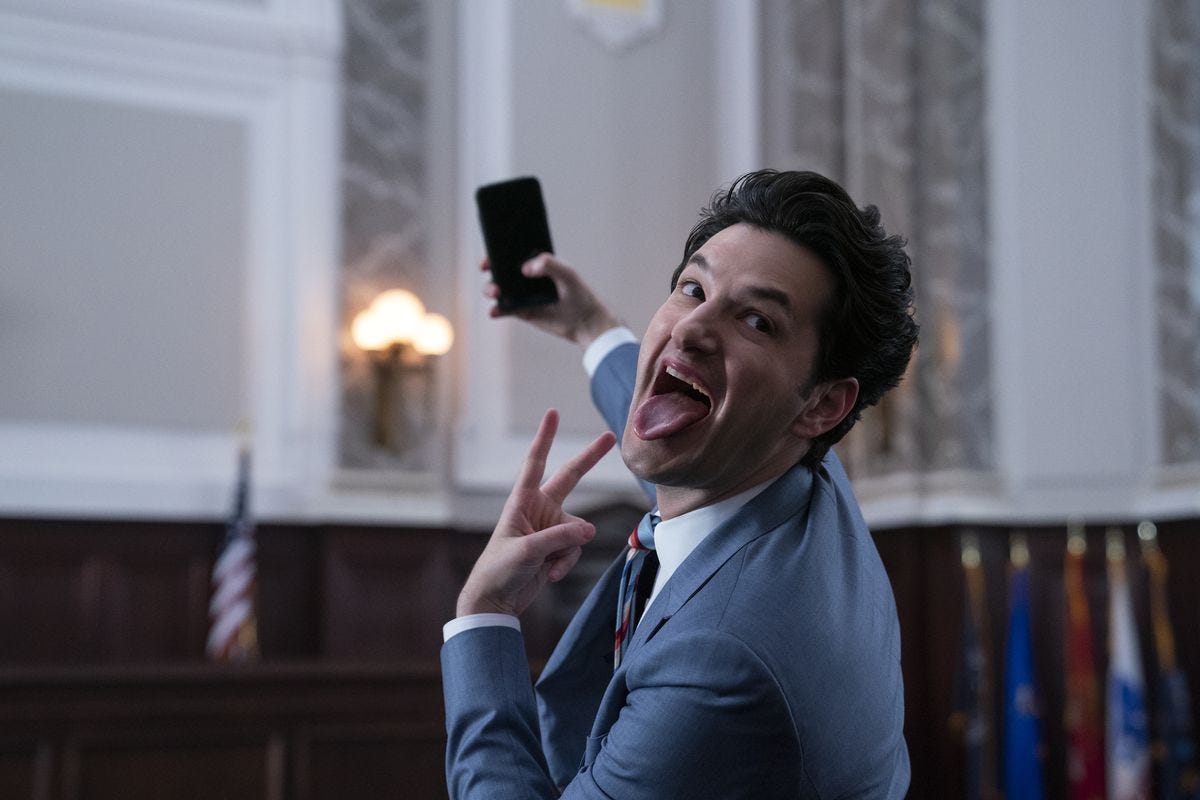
[456,409,617,618]
[481,254,622,347]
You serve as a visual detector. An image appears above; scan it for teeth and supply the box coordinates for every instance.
[666,366,708,398]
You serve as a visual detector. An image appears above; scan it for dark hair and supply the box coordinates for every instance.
[671,169,919,468]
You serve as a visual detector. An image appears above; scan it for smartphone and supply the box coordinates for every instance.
[475,176,559,312]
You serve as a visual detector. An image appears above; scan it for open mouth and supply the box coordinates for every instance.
[660,366,711,406]
[632,364,713,440]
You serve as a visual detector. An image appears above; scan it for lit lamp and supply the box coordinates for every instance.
[351,289,454,451]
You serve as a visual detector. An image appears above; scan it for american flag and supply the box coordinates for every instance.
[206,436,260,661]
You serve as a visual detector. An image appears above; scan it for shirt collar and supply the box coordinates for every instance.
[646,478,777,607]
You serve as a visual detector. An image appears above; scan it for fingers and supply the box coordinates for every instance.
[524,519,594,569]
[541,430,617,505]
[515,409,560,491]
[545,544,583,582]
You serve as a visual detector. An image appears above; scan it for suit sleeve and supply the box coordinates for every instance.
[444,626,799,799]
[589,341,655,504]
[442,626,559,799]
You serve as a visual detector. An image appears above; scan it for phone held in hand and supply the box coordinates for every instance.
[475,176,559,312]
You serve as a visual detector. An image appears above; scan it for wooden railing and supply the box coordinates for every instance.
[0,662,446,799]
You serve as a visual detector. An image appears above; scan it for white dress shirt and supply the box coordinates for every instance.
[641,481,771,612]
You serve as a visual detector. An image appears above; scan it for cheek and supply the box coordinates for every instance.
[644,307,675,339]
[637,313,676,361]
[728,366,805,419]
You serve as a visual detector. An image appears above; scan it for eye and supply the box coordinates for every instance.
[743,312,773,334]
[679,280,705,301]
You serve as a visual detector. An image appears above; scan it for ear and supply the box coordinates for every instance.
[791,378,859,440]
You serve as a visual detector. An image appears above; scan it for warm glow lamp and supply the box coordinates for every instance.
[353,289,454,451]
[413,313,454,356]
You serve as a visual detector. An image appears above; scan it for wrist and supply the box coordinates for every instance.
[574,305,622,349]
[456,590,514,619]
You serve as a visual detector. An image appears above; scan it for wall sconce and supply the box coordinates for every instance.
[351,289,454,451]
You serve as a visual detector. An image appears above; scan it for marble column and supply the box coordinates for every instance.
[1153,0,1200,466]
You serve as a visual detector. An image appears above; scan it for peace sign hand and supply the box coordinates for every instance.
[456,409,617,618]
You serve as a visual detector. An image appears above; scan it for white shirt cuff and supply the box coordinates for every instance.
[442,613,521,642]
[583,326,638,377]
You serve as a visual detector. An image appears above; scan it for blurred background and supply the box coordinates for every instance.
[0,0,1197,797]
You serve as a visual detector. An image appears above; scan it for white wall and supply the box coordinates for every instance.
[0,0,1194,526]
[984,0,1171,523]
[0,0,342,519]
[452,0,753,501]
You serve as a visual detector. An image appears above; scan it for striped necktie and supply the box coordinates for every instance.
[614,511,659,670]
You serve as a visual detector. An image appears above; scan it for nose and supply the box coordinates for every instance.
[671,303,720,353]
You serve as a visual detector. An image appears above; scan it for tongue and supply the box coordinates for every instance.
[632,392,710,440]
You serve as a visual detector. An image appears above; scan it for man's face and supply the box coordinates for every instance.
[622,223,836,516]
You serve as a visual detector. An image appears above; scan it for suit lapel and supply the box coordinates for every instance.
[538,463,818,777]
[625,464,816,654]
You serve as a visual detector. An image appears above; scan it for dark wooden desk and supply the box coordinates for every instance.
[0,662,446,800]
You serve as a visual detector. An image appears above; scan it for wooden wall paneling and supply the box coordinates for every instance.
[872,528,925,789]
[285,665,450,800]
[0,514,1196,797]
[874,526,966,799]
[61,728,280,800]
[320,527,458,661]
[0,738,50,800]
[922,527,964,800]
[417,530,471,656]
[0,663,447,800]
[0,525,97,662]
[0,519,221,663]
[256,525,323,660]
[446,531,485,628]
[94,525,215,662]
[295,721,447,800]
[1159,519,1200,742]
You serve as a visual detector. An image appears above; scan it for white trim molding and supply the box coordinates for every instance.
[451,0,641,496]
[0,0,343,520]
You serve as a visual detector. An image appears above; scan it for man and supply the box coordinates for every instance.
[443,170,918,798]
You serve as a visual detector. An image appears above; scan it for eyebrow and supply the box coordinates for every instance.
[687,252,793,310]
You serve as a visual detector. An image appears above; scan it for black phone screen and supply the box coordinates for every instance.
[475,176,559,311]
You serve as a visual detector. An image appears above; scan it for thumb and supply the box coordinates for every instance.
[523,253,575,284]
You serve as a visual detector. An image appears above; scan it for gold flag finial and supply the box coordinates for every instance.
[1105,526,1126,561]
[1067,518,1087,556]
[961,531,982,568]
[1137,520,1159,554]
[1010,532,1030,568]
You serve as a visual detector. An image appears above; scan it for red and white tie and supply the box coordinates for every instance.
[614,512,659,670]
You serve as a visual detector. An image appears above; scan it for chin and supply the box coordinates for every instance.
[619,440,654,482]
[620,436,691,487]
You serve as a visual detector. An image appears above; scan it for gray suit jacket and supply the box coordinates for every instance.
[443,342,909,798]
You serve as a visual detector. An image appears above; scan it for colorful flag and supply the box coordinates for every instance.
[1064,526,1104,800]
[1106,528,1149,800]
[950,533,1000,800]
[206,434,260,662]
[1003,535,1044,800]
[1141,521,1200,800]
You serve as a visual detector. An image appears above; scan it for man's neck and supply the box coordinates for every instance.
[654,470,791,520]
